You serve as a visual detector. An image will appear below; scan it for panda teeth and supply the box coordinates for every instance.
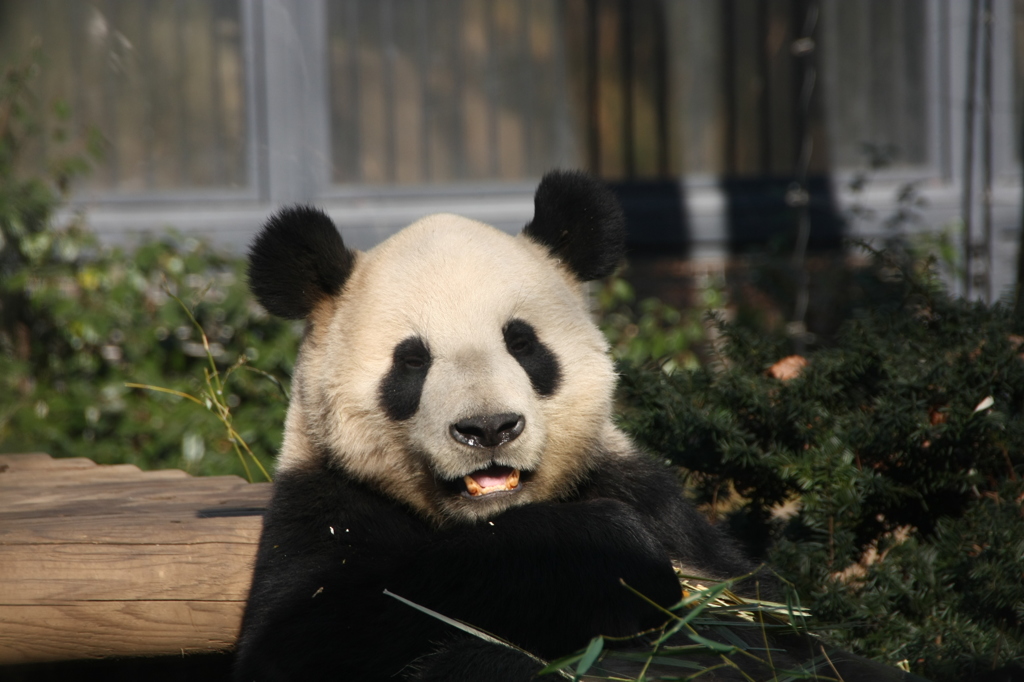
[464,476,484,496]
[463,468,521,497]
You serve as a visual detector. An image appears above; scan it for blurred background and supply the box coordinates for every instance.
[1,0,1021,299]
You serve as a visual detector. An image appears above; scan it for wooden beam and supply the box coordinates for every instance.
[0,453,272,665]
[0,602,243,663]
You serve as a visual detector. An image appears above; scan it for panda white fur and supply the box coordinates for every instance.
[234,171,762,681]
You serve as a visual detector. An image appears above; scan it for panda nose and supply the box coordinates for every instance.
[450,413,525,448]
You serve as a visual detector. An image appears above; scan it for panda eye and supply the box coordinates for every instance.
[502,318,562,397]
[380,335,431,421]
[503,319,537,357]
[392,337,431,372]
[507,336,532,356]
[404,355,427,370]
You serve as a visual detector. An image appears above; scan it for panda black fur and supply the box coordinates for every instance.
[235,171,761,682]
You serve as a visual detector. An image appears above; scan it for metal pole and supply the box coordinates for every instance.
[789,0,818,354]
[981,0,993,303]
[586,0,600,175]
[961,0,980,299]
[620,0,634,179]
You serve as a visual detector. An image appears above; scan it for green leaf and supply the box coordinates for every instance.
[575,636,603,676]
[537,652,585,675]
[685,632,737,654]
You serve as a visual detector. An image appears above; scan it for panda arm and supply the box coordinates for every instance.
[575,452,760,586]
[237,460,683,680]
[235,463,450,681]
[386,497,682,661]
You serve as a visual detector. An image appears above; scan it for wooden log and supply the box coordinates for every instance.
[0,453,98,471]
[0,476,264,518]
[0,453,272,665]
[0,464,189,487]
[0,602,242,663]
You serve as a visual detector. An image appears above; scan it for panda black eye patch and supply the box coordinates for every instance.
[379,336,432,421]
[503,319,562,397]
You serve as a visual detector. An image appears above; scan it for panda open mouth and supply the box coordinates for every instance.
[462,465,521,498]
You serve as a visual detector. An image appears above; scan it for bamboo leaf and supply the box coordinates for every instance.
[685,633,737,654]
[575,636,604,676]
[382,590,565,678]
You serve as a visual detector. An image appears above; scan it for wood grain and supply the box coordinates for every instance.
[0,601,244,663]
[0,453,272,664]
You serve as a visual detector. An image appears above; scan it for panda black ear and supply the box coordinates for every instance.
[522,170,626,281]
[247,206,356,319]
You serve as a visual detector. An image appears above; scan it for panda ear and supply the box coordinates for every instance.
[248,206,356,319]
[521,170,626,281]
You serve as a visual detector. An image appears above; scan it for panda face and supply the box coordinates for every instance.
[249,171,628,524]
[288,214,619,523]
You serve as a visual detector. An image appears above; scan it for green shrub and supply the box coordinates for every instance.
[597,274,720,373]
[616,249,1024,680]
[0,227,298,478]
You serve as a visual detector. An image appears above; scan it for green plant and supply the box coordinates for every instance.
[393,566,937,681]
[537,575,831,682]
[598,275,718,373]
[615,249,1024,680]
[126,286,275,482]
[0,228,299,477]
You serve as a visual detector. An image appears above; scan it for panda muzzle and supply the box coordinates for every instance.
[450,413,525,449]
[463,465,521,497]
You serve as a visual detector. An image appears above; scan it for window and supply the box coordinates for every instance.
[0,0,248,194]
[327,0,578,185]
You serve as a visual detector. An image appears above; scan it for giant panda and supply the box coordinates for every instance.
[234,171,876,682]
